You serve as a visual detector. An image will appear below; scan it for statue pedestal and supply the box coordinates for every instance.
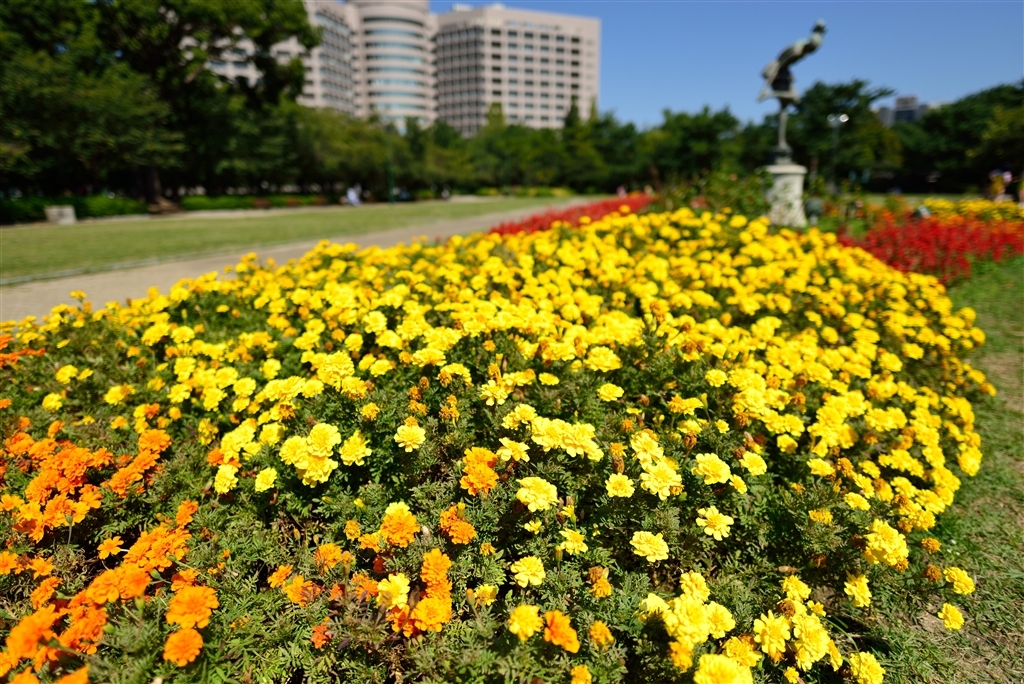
[765,163,807,228]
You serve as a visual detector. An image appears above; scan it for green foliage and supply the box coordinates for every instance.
[0,195,147,224]
[894,82,1024,191]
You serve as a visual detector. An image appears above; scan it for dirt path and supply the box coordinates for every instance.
[1,200,584,322]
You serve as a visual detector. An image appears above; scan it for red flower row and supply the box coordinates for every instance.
[839,215,1024,284]
[489,195,653,236]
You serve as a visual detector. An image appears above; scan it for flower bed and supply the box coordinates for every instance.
[839,214,1024,284]
[0,207,993,684]
[488,195,653,236]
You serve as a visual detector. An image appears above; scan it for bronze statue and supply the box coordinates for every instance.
[759,21,826,161]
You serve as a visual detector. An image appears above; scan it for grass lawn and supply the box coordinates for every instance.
[0,197,581,281]
[865,256,1024,683]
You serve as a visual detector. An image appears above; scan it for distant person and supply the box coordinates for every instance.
[441,185,451,200]
[988,170,1005,200]
[616,185,627,198]
[346,186,361,207]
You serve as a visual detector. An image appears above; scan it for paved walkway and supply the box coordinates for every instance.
[1,200,583,322]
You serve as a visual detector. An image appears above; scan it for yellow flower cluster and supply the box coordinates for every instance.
[923,197,1024,222]
[3,201,992,682]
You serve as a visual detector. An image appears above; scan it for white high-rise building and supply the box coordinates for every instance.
[206,1,599,132]
[435,4,600,135]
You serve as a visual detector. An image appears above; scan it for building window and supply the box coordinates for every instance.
[524,32,534,38]
[525,114,534,120]
[541,115,550,121]
[509,90,518,96]
[508,42,518,49]
[509,78,518,85]
[556,59,565,65]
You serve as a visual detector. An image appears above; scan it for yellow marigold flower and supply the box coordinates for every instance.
[360,403,380,420]
[723,635,762,667]
[807,458,835,477]
[943,567,975,594]
[844,574,872,608]
[705,369,728,387]
[692,452,731,485]
[376,573,410,609]
[516,477,558,512]
[508,604,543,641]
[306,423,341,458]
[509,556,545,587]
[523,519,542,534]
[214,465,239,494]
[474,584,498,606]
[558,529,588,555]
[585,346,621,372]
[784,666,799,683]
[693,653,750,684]
[339,431,371,466]
[589,620,615,649]
[394,424,426,452]
[42,393,64,411]
[781,576,811,601]
[254,467,277,492]
[938,603,964,630]
[344,520,361,540]
[597,383,624,401]
[739,452,767,476]
[55,365,79,384]
[641,458,683,499]
[845,492,871,511]
[570,664,592,684]
[496,437,529,463]
[480,542,496,556]
[847,651,885,684]
[606,473,635,498]
[715,419,730,433]
[630,531,669,562]
[753,610,790,660]
[539,373,559,385]
[696,506,734,540]
[808,508,833,524]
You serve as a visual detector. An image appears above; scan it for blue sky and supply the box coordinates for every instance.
[428,1,1023,126]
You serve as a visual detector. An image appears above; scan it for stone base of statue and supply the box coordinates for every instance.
[765,162,807,228]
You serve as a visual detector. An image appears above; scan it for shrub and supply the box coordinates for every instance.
[0,195,146,224]
[0,207,992,683]
[179,195,332,212]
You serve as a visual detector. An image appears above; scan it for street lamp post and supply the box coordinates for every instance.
[827,113,849,192]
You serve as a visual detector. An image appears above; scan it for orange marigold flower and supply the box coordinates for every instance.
[29,556,54,579]
[589,620,615,649]
[268,565,293,588]
[359,533,382,552]
[439,504,477,544]
[138,429,171,453]
[411,595,452,632]
[460,462,498,497]
[171,568,200,592]
[30,577,61,609]
[420,549,453,597]
[328,583,344,601]
[88,569,121,605]
[351,573,379,601]
[163,628,203,667]
[58,605,107,654]
[6,604,59,661]
[97,537,123,559]
[10,670,40,684]
[175,500,199,528]
[311,619,332,649]
[313,543,344,572]
[379,502,418,548]
[0,550,20,574]
[166,586,219,629]
[543,610,580,653]
[282,575,321,607]
[117,565,151,599]
[386,604,417,637]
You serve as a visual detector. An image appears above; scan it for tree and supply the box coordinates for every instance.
[788,80,899,184]
[1,0,180,192]
[969,105,1024,174]
[895,82,1024,191]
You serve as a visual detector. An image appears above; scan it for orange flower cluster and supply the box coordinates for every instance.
[459,447,498,496]
[388,549,454,636]
[438,503,477,544]
[282,575,322,607]
[313,543,350,572]
[1,500,202,678]
[3,425,108,542]
[0,334,44,369]
[104,429,171,497]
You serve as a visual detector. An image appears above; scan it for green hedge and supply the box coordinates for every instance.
[180,195,333,211]
[0,195,147,224]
